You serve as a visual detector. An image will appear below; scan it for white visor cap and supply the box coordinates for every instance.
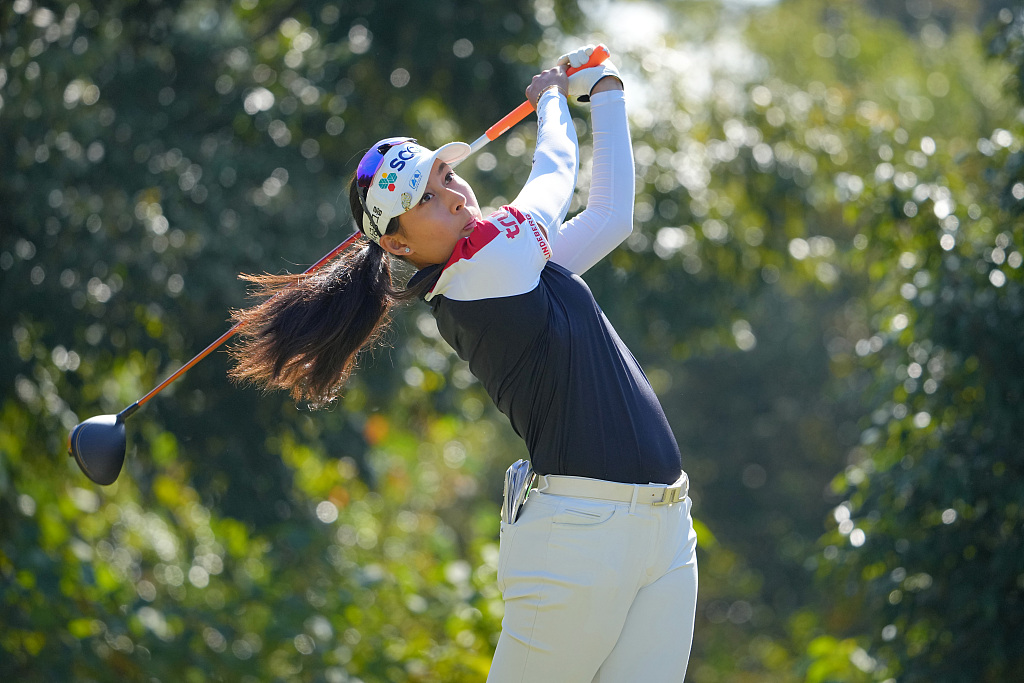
[361,140,471,243]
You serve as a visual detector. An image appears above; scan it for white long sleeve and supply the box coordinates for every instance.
[510,88,579,234]
[549,90,634,275]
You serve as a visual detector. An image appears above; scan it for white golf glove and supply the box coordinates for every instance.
[557,45,621,102]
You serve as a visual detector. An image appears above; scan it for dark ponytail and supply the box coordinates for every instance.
[228,174,422,407]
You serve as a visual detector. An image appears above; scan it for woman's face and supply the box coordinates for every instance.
[383,159,481,268]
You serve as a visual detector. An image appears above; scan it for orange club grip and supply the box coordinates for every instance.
[483,44,611,143]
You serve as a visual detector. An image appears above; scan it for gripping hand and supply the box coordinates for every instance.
[557,45,621,102]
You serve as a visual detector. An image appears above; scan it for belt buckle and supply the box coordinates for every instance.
[652,485,682,506]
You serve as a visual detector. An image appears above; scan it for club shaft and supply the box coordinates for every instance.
[133,232,362,409]
[135,323,242,409]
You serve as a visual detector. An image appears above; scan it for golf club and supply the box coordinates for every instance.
[68,45,610,485]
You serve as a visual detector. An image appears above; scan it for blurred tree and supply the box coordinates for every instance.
[863,0,1007,33]
[812,5,1024,682]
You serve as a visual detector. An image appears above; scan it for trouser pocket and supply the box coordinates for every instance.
[552,503,616,526]
[496,496,555,593]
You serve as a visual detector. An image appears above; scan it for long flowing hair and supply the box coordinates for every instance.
[227,175,428,407]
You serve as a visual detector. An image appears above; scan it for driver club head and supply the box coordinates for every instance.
[68,414,126,485]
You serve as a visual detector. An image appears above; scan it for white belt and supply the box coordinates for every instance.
[535,471,689,506]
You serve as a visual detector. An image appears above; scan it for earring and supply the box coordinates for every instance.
[404,247,411,253]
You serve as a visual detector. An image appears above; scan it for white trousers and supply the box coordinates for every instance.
[487,482,698,683]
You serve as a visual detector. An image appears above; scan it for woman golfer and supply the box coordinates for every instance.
[230,47,698,682]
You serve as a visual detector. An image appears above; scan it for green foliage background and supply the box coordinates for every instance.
[2,0,1021,681]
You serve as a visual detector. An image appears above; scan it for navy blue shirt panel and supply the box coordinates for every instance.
[428,261,682,485]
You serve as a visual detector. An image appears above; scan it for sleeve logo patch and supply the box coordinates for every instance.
[495,211,520,239]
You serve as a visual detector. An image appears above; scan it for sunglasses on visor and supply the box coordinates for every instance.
[356,137,416,237]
